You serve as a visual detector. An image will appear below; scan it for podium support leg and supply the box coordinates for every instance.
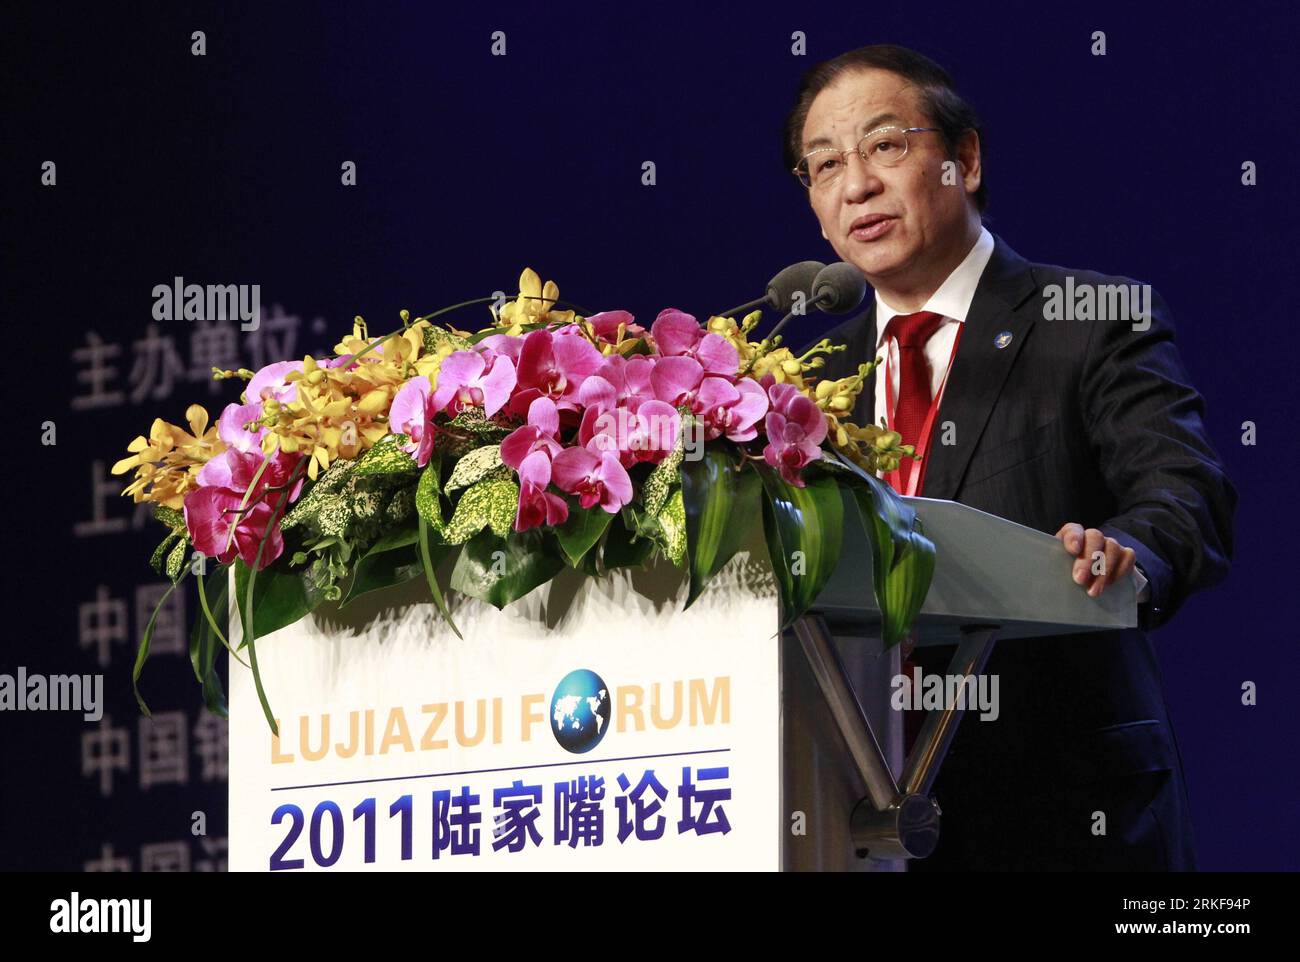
[789,617,1000,864]
[792,615,898,811]
[898,624,999,799]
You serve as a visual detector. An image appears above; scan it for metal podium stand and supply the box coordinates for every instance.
[780,495,1137,871]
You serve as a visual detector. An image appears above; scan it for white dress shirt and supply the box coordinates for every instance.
[870,225,1150,601]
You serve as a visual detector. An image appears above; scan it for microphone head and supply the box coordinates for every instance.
[765,260,826,313]
[811,262,867,315]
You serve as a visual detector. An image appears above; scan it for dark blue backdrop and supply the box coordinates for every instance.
[4,0,1297,871]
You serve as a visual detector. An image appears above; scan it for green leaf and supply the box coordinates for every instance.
[603,510,656,569]
[340,544,423,608]
[281,457,356,533]
[164,537,190,583]
[433,408,513,458]
[445,444,504,493]
[415,457,444,531]
[848,471,936,649]
[133,572,187,717]
[442,469,519,544]
[153,504,186,531]
[150,529,181,574]
[363,524,419,557]
[447,408,514,440]
[657,489,687,566]
[353,433,421,476]
[643,452,680,518]
[239,458,311,738]
[556,505,614,567]
[619,492,685,568]
[418,515,461,638]
[189,565,229,718]
[681,450,762,607]
[233,561,324,642]
[195,560,246,669]
[383,485,417,526]
[757,465,844,627]
[450,529,566,609]
[424,324,471,355]
[465,321,548,345]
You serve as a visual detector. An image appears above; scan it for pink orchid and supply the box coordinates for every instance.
[185,491,286,570]
[580,399,681,467]
[475,333,523,365]
[762,382,828,487]
[650,356,752,433]
[508,329,604,416]
[501,397,564,470]
[649,309,738,376]
[586,310,646,347]
[699,377,769,442]
[552,445,634,513]
[388,375,440,467]
[214,400,267,457]
[576,355,656,414]
[431,348,517,418]
[514,450,569,532]
[185,446,306,569]
[247,360,303,404]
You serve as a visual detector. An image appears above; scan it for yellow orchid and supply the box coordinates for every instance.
[260,348,407,479]
[495,268,574,334]
[829,416,918,475]
[705,311,765,365]
[111,404,225,509]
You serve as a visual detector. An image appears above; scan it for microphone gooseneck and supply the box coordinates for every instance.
[718,260,826,319]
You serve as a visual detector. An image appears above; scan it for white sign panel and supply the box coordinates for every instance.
[228,546,781,871]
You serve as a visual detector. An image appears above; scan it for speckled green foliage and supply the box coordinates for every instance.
[153,505,186,532]
[432,408,514,459]
[353,433,421,476]
[448,408,514,438]
[281,451,417,550]
[657,489,687,565]
[164,538,189,582]
[442,467,519,544]
[280,458,353,532]
[422,324,470,356]
[445,444,503,492]
[642,410,694,517]
[384,485,416,526]
[415,460,444,534]
[148,505,190,578]
[150,531,181,573]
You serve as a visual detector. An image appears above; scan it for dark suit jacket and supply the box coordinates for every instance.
[811,233,1236,870]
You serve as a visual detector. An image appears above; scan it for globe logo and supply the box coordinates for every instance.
[550,669,612,754]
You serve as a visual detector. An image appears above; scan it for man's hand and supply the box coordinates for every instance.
[1055,523,1137,599]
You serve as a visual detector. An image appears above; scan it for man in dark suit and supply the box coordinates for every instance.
[786,45,1236,870]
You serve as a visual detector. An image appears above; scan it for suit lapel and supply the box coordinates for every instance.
[919,234,1039,500]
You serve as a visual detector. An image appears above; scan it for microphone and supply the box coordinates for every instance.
[766,262,867,343]
[719,260,826,318]
[809,262,867,315]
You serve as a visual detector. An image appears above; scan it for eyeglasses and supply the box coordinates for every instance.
[793,125,941,189]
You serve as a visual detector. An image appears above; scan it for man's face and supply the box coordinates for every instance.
[799,68,980,291]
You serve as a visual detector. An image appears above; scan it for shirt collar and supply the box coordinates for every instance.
[874,225,995,350]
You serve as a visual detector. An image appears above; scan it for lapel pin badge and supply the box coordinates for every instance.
[994,330,1013,349]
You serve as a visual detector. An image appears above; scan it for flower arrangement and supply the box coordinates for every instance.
[114,269,935,733]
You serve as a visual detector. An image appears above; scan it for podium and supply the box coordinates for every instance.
[787,495,1134,871]
[227,494,1134,871]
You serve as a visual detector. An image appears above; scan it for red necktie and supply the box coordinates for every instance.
[882,310,944,757]
[883,310,944,496]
